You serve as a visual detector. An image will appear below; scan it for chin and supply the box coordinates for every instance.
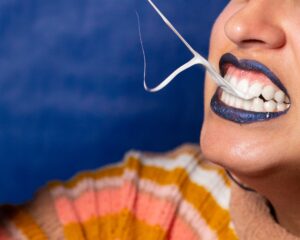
[200,112,285,178]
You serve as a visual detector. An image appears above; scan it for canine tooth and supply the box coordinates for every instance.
[262,85,275,101]
[277,103,286,111]
[249,82,263,97]
[252,98,264,112]
[243,100,252,111]
[237,79,249,93]
[274,90,285,103]
[235,98,243,108]
[264,100,276,112]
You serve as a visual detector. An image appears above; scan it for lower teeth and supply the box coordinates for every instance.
[221,91,290,112]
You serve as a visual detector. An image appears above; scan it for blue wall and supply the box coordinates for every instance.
[0,0,227,204]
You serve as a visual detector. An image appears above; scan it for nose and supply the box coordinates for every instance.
[224,1,286,49]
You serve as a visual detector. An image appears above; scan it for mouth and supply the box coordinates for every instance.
[211,53,291,124]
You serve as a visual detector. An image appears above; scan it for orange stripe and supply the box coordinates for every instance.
[10,208,48,240]
[64,209,166,240]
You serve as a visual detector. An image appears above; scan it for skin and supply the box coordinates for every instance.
[201,0,300,236]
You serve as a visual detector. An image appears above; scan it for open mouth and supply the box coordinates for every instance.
[211,53,291,124]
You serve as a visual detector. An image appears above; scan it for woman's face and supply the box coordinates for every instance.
[201,0,300,177]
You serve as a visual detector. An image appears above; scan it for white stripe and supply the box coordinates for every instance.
[52,152,230,209]
[179,201,218,240]
[139,179,181,201]
[51,170,137,198]
[50,168,228,238]
[131,152,230,209]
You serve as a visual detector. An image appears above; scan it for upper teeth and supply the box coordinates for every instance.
[221,74,290,112]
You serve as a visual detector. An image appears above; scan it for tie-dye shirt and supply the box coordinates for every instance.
[0,144,237,240]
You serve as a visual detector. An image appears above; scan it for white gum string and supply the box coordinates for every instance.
[139,0,253,100]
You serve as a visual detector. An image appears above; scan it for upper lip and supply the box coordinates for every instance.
[219,53,289,97]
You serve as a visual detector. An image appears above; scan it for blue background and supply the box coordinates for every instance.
[0,0,227,204]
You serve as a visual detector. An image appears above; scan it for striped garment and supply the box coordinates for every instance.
[0,144,237,240]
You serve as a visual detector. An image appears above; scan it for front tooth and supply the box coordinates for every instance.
[252,98,264,112]
[229,76,238,88]
[229,95,235,107]
[235,98,243,108]
[224,92,230,105]
[237,79,249,93]
[264,100,276,112]
[274,90,285,103]
[249,82,263,97]
[262,85,276,100]
[243,100,252,111]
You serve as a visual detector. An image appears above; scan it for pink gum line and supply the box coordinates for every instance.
[226,65,276,87]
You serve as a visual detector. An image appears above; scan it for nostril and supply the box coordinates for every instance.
[224,5,286,50]
[242,39,265,44]
[240,39,266,47]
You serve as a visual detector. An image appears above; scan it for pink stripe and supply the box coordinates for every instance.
[134,191,176,230]
[53,179,216,240]
[54,197,79,224]
[96,187,123,216]
[168,217,198,240]
[73,191,97,222]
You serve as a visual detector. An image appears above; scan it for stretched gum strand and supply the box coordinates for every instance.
[138,0,253,100]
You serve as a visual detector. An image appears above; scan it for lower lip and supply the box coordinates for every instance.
[210,88,288,124]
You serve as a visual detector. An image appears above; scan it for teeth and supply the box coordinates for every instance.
[229,76,238,88]
[221,91,226,102]
[229,95,235,107]
[222,73,290,112]
[248,82,263,97]
[243,101,252,111]
[277,103,286,111]
[235,98,243,108]
[274,90,285,103]
[252,98,264,112]
[237,79,249,94]
[262,85,276,101]
[264,100,276,112]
